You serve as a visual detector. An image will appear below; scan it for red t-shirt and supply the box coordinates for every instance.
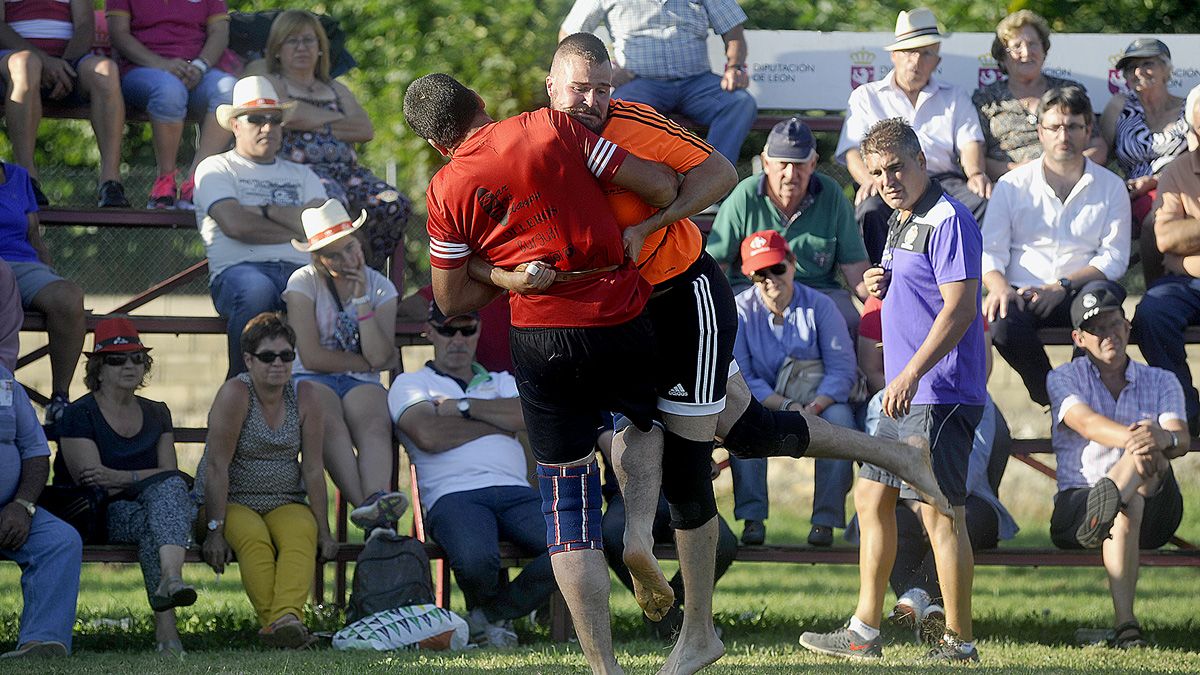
[5,0,74,57]
[105,0,228,67]
[426,108,650,328]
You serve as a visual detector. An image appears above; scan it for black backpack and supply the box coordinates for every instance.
[346,531,435,624]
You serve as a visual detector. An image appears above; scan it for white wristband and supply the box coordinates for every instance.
[190,58,209,74]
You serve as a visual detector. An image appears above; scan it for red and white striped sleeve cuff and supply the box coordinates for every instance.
[428,236,471,269]
[586,137,628,182]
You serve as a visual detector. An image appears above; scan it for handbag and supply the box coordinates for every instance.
[37,484,108,545]
[774,357,873,407]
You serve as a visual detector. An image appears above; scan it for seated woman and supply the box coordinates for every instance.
[106,0,236,209]
[1100,38,1189,281]
[972,9,1105,182]
[58,317,195,656]
[263,10,412,281]
[729,230,859,547]
[284,199,407,531]
[196,311,336,649]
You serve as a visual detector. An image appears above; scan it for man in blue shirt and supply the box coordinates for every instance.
[0,364,82,659]
[800,119,986,663]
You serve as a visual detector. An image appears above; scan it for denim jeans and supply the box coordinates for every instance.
[122,66,235,122]
[1132,275,1200,431]
[729,402,856,527]
[425,485,555,622]
[209,261,300,378]
[614,71,756,163]
[0,509,82,651]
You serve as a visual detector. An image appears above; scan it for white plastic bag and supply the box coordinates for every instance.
[333,603,469,651]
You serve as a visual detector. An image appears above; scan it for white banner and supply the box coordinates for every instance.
[707,31,1200,112]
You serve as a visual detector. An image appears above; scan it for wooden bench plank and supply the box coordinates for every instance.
[39,208,196,230]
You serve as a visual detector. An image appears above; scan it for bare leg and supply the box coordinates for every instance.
[79,58,124,183]
[659,413,724,675]
[919,503,973,641]
[153,608,181,644]
[29,280,85,396]
[187,112,233,176]
[852,478,899,628]
[308,383,366,506]
[342,384,396,497]
[612,423,674,620]
[149,120,184,176]
[1104,500,1143,627]
[154,544,187,644]
[0,50,42,175]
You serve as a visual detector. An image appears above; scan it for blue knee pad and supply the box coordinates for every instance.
[537,460,603,555]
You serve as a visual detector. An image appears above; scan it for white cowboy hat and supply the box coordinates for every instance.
[216,76,296,131]
[885,8,945,52]
[293,199,367,252]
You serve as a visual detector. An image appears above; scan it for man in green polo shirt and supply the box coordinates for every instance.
[706,118,869,335]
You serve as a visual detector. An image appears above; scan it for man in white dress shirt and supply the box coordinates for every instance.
[835,7,991,264]
[982,85,1130,407]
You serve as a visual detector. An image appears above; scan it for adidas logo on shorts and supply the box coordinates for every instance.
[668,384,689,397]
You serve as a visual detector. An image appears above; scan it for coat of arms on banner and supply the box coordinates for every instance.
[1108,53,1130,95]
[850,49,875,90]
[978,54,1001,88]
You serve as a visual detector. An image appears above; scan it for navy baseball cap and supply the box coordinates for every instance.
[1071,280,1127,330]
[763,118,816,163]
[429,301,479,326]
[1116,38,1171,71]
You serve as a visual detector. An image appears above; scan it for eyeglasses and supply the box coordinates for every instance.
[433,324,479,337]
[101,352,147,367]
[750,263,789,283]
[251,350,297,363]
[283,35,319,48]
[1004,41,1044,57]
[1040,123,1088,134]
[240,113,283,127]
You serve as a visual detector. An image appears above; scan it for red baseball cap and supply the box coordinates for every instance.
[740,230,791,276]
[86,317,150,355]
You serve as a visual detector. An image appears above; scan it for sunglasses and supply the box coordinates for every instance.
[433,324,479,337]
[750,263,789,283]
[240,113,283,127]
[101,352,147,367]
[251,350,297,363]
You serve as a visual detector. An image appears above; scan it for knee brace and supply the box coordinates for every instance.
[723,398,810,460]
[537,460,603,555]
[660,431,718,530]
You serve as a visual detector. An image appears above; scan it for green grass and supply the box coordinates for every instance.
[2,469,1199,673]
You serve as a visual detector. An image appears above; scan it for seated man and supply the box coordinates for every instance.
[984,86,1129,407]
[835,8,989,264]
[0,160,84,424]
[193,75,326,379]
[0,0,127,206]
[1132,84,1200,435]
[559,0,756,163]
[1048,280,1188,649]
[705,118,869,335]
[0,361,83,659]
[388,305,556,648]
[595,424,738,641]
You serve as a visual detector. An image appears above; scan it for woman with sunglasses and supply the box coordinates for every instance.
[729,230,860,548]
[58,317,196,656]
[283,200,407,532]
[195,311,334,649]
[259,10,411,283]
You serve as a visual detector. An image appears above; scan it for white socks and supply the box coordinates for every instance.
[849,615,880,640]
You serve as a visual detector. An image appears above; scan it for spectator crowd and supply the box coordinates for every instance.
[0,1,1194,669]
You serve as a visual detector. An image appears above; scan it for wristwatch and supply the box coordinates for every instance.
[1058,277,1072,291]
[207,519,224,532]
[13,498,35,517]
[457,399,472,419]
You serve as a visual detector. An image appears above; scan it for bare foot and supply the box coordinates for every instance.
[901,445,952,518]
[658,628,724,675]
[623,544,674,621]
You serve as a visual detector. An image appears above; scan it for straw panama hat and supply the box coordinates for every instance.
[293,199,367,252]
[216,76,296,131]
[886,8,945,52]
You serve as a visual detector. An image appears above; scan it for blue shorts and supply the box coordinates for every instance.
[9,260,64,308]
[293,372,382,399]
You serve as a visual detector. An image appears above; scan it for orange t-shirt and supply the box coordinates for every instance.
[601,100,713,286]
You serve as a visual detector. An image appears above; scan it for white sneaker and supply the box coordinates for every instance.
[890,587,931,631]
[485,620,519,648]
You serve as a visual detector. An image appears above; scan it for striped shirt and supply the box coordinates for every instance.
[561,0,747,80]
[1048,356,1186,490]
[5,0,73,57]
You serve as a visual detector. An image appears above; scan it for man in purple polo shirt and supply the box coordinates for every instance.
[800,118,986,663]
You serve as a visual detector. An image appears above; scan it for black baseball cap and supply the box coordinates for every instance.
[1115,38,1171,72]
[1071,280,1127,330]
[429,301,479,326]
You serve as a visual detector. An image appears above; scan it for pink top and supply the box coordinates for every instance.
[105,0,227,66]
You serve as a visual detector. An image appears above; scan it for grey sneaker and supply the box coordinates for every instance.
[924,634,980,663]
[798,623,882,660]
[350,490,409,530]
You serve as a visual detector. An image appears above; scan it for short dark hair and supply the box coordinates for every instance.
[1037,85,1094,121]
[240,311,296,355]
[552,33,611,72]
[403,73,482,148]
[83,351,154,392]
[861,118,923,162]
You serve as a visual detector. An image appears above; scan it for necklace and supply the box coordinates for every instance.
[283,75,319,95]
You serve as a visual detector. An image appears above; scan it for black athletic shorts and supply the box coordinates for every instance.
[646,253,739,417]
[511,314,659,465]
[1050,466,1183,550]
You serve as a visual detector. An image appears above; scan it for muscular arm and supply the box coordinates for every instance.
[610,154,678,208]
[1061,402,1137,449]
[432,265,504,317]
[397,400,518,453]
[639,152,736,234]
